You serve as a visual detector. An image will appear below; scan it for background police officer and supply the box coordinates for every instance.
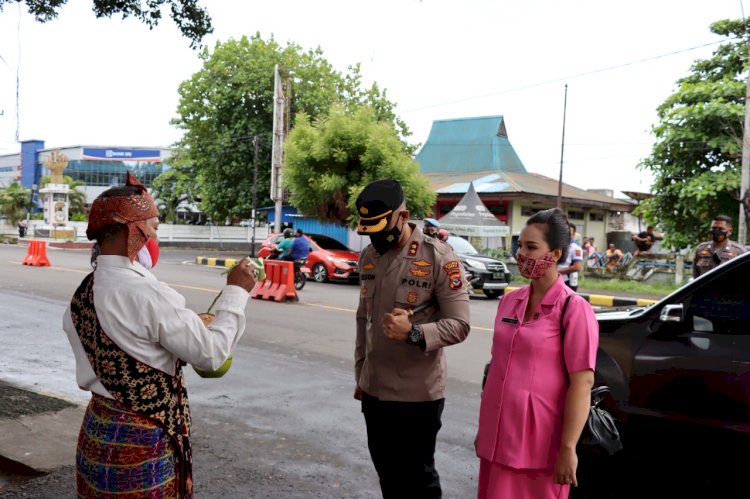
[692,214,746,278]
[353,179,470,499]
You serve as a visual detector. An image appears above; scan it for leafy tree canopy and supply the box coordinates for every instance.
[169,33,411,222]
[637,19,749,248]
[150,162,199,223]
[0,181,31,224]
[283,105,434,227]
[2,0,212,48]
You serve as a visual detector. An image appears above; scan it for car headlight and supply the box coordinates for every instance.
[327,256,349,265]
[464,258,487,271]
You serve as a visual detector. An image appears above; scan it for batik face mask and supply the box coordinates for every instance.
[516,251,557,280]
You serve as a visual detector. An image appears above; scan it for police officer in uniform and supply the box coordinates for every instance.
[353,179,470,499]
[693,214,746,279]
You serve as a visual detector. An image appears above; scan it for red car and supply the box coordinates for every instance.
[257,232,359,283]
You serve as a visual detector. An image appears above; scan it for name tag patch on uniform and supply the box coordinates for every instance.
[361,274,376,280]
[409,268,430,277]
[501,317,519,325]
[412,259,432,268]
[363,262,375,270]
[401,278,431,289]
[407,242,419,257]
[407,291,418,304]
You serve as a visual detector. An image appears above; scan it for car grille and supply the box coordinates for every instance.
[487,264,505,272]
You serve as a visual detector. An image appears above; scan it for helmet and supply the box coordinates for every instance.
[283,228,293,238]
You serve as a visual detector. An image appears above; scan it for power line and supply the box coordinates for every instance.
[401,38,739,113]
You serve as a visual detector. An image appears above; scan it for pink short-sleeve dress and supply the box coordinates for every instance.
[475,277,599,499]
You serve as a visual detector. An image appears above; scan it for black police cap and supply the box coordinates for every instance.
[355,179,404,234]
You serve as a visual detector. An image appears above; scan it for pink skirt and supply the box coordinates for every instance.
[478,458,569,499]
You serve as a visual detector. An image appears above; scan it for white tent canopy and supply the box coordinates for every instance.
[436,182,510,237]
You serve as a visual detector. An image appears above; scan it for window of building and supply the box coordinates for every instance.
[568,210,584,220]
[521,206,547,217]
[589,212,605,221]
[59,160,165,187]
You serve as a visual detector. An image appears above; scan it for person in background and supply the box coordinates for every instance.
[632,225,663,256]
[17,218,27,238]
[605,243,623,270]
[270,228,294,260]
[692,214,746,278]
[423,217,440,238]
[354,179,470,498]
[62,172,256,498]
[557,223,583,291]
[476,207,598,499]
[283,228,311,261]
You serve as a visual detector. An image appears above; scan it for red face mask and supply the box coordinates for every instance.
[516,251,557,280]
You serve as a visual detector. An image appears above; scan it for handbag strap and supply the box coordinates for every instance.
[559,293,573,384]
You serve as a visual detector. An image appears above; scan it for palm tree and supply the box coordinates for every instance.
[0,181,31,224]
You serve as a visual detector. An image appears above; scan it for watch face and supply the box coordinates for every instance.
[409,326,422,343]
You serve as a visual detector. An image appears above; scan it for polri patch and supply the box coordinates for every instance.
[407,291,418,304]
[443,260,461,272]
[449,271,463,290]
[407,242,419,257]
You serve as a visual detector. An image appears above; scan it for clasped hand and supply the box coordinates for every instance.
[382,308,411,341]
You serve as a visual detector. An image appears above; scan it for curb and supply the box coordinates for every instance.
[196,256,238,268]
[505,286,658,307]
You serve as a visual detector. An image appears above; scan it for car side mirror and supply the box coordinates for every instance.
[659,304,683,323]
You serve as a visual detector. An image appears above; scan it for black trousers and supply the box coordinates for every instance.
[361,392,444,499]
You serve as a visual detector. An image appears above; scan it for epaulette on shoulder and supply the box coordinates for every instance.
[423,235,450,255]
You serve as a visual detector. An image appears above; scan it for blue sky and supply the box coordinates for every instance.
[0,0,745,195]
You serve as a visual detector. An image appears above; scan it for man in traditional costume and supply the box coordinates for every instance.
[63,172,257,498]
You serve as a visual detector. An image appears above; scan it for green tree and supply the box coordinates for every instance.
[638,19,749,248]
[2,0,212,48]
[40,175,87,216]
[170,33,411,222]
[151,163,199,223]
[0,181,31,224]
[284,105,434,226]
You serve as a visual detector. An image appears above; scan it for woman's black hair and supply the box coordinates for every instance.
[526,208,571,262]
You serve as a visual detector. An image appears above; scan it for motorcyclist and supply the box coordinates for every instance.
[270,228,295,260]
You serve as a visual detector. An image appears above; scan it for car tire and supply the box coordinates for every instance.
[312,263,328,283]
[483,289,504,299]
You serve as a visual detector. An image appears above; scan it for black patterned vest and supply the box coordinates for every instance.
[71,272,193,497]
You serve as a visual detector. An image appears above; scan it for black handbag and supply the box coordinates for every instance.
[481,294,622,456]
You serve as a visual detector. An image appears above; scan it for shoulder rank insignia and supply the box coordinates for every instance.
[407,242,419,257]
[412,259,432,267]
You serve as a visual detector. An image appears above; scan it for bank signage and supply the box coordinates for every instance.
[82,148,162,162]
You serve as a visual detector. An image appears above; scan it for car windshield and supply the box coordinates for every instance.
[447,235,478,255]
[309,234,351,251]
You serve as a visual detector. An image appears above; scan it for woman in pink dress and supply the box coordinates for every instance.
[476,208,599,499]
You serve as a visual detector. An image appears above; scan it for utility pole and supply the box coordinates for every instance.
[270,64,289,233]
[740,41,750,245]
[251,135,259,257]
[556,83,568,210]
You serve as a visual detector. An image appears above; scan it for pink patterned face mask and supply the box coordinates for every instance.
[516,251,557,279]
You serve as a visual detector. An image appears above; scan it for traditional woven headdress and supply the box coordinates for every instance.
[86,172,160,261]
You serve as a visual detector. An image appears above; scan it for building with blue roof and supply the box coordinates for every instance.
[415,115,634,247]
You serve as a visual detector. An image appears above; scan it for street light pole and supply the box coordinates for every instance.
[557,84,568,210]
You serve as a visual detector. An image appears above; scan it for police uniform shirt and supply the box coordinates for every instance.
[355,224,471,402]
[693,240,746,278]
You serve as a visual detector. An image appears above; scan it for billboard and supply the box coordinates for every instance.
[82,148,162,162]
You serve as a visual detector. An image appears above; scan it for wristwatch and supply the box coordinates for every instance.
[406,323,423,345]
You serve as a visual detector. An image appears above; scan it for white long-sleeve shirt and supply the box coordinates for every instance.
[63,255,249,399]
